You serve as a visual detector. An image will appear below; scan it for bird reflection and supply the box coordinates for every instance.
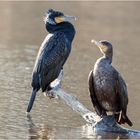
[26,115,129,139]
[26,114,55,139]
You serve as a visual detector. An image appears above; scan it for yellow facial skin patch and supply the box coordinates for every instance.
[98,45,107,50]
[98,45,108,53]
[55,17,65,23]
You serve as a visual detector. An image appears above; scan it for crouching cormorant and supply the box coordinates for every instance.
[27,9,76,112]
[88,40,133,126]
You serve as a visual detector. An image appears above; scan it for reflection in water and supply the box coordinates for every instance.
[27,115,54,139]
[0,1,140,139]
[26,115,131,139]
[26,115,92,139]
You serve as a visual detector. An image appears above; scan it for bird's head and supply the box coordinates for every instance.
[91,39,113,57]
[44,9,76,25]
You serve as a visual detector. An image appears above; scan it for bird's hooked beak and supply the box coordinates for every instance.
[91,39,105,50]
[55,15,76,23]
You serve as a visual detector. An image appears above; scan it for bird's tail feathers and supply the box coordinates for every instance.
[115,111,133,126]
[27,89,37,113]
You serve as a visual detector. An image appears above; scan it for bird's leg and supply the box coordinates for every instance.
[44,70,64,98]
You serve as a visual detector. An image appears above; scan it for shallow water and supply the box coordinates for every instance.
[0,1,140,139]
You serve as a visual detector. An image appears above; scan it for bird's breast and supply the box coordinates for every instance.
[93,63,118,111]
[93,65,115,93]
[41,33,53,47]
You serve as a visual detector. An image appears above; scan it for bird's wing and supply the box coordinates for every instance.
[114,71,128,109]
[88,70,103,116]
[38,33,70,71]
[32,32,71,91]
[114,70,133,126]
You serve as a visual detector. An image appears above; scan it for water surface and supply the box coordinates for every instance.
[0,1,140,139]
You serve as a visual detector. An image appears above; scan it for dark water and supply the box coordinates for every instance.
[0,1,140,139]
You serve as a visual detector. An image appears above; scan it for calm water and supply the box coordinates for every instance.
[0,1,140,139]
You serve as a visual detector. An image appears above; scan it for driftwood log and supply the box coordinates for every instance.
[27,72,140,138]
[49,80,140,138]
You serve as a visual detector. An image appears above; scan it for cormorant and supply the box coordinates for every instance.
[27,9,76,113]
[88,40,133,126]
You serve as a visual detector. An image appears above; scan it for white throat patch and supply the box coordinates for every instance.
[44,14,56,25]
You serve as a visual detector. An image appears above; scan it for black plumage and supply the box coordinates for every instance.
[88,40,132,126]
[27,9,76,112]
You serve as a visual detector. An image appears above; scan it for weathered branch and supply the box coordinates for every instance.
[43,72,140,138]
[50,87,140,138]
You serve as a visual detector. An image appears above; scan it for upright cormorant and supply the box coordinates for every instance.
[88,40,133,126]
[27,9,76,112]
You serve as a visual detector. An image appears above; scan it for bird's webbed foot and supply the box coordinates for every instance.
[44,70,64,99]
[44,90,57,99]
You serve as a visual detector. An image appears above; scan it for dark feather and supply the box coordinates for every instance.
[114,72,133,126]
[32,32,71,92]
[27,9,75,112]
[88,71,106,116]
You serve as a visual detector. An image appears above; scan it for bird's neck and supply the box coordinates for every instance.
[46,22,75,42]
[101,55,113,64]
[101,50,113,64]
